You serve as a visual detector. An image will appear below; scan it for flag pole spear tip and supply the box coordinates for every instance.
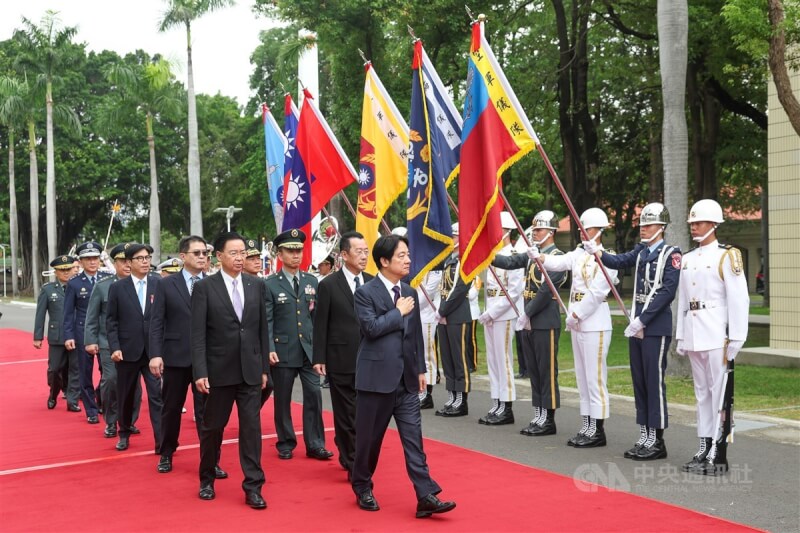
[465,5,475,21]
[357,48,370,66]
[407,25,418,42]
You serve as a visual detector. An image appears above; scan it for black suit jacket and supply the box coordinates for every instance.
[353,277,425,394]
[191,272,270,387]
[107,274,161,362]
[312,270,373,374]
[150,270,200,367]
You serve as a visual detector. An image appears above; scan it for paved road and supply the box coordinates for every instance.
[2,300,798,531]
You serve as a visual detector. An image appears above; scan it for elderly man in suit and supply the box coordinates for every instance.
[351,234,456,518]
[265,229,331,461]
[106,243,164,453]
[313,231,373,476]
[191,232,270,509]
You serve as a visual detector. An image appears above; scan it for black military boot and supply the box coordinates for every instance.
[698,440,729,476]
[435,390,454,416]
[634,428,667,461]
[530,409,556,436]
[520,407,542,436]
[567,416,590,446]
[486,402,514,425]
[479,399,500,424]
[440,392,468,417]
[420,385,434,410]
[682,437,712,472]
[624,425,647,459]
[574,418,606,448]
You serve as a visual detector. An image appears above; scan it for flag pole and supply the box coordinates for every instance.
[535,143,630,320]
[103,199,119,251]
[498,188,570,316]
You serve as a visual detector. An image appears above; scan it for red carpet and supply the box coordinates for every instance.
[1,329,759,532]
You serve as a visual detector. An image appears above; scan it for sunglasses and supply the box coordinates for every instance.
[187,250,209,257]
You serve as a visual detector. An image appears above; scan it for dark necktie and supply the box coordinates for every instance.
[354,276,361,290]
[392,285,401,305]
[190,276,199,295]
[90,276,96,286]
[293,276,299,296]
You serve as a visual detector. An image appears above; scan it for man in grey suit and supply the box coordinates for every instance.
[265,229,331,461]
[351,234,456,518]
[34,255,79,410]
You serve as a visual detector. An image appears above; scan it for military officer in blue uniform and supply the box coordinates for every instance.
[34,255,80,410]
[63,241,111,424]
[265,229,332,461]
[585,203,680,460]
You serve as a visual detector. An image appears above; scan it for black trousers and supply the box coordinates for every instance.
[328,371,357,471]
[160,365,207,457]
[629,336,670,429]
[116,355,163,443]
[522,328,561,410]
[271,359,325,453]
[437,323,471,393]
[352,381,441,500]
[98,348,141,427]
[47,344,80,405]
[198,382,264,493]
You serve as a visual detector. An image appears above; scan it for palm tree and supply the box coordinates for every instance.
[0,77,26,297]
[13,10,79,262]
[102,57,183,263]
[159,0,235,236]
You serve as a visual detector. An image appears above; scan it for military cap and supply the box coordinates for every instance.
[76,241,102,258]
[50,255,77,270]
[156,257,183,273]
[273,229,306,250]
[124,243,154,260]
[109,243,128,260]
[320,254,334,266]
[244,238,261,257]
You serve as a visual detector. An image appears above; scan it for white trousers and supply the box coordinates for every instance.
[484,319,516,401]
[687,348,727,438]
[422,322,440,386]
[572,330,611,419]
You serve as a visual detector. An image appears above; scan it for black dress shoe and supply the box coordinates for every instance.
[87,415,99,424]
[419,394,434,410]
[67,403,81,412]
[214,465,229,479]
[306,447,334,460]
[104,424,117,438]
[356,490,379,511]
[199,484,215,500]
[573,431,607,448]
[416,494,456,518]
[434,406,452,417]
[47,398,57,410]
[116,436,129,451]
[129,425,140,434]
[277,450,293,460]
[484,410,514,426]
[157,455,173,473]
[245,491,267,509]
[633,440,667,461]
[520,423,538,436]
[528,420,557,436]
[438,404,468,417]
[624,443,644,459]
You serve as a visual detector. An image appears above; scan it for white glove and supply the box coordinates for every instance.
[435,312,447,325]
[526,245,541,261]
[675,340,686,356]
[582,240,602,255]
[726,340,744,361]
[478,312,493,326]
[515,313,531,331]
[565,315,580,332]
[624,317,645,338]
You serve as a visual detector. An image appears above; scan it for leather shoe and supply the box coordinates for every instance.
[484,410,514,426]
[567,433,584,446]
[214,465,228,479]
[104,424,117,438]
[438,404,468,417]
[520,423,538,436]
[245,491,267,509]
[416,494,456,518]
[528,420,557,436]
[419,394,434,410]
[116,436,129,451]
[87,415,99,424]
[624,443,644,459]
[199,484,215,500]
[633,439,667,461]
[157,455,172,473]
[306,447,334,460]
[573,432,607,448]
[277,449,293,460]
[129,425,140,434]
[356,490,379,511]
[67,403,81,412]
[47,397,57,409]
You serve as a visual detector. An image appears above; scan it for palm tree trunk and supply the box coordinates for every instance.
[8,130,20,297]
[45,81,56,275]
[146,113,161,263]
[658,0,690,377]
[186,22,203,235]
[28,120,41,296]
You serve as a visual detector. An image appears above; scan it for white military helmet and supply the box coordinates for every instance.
[500,211,516,231]
[391,226,408,237]
[451,222,459,236]
[532,210,558,230]
[639,202,670,226]
[579,207,610,229]
[687,199,724,224]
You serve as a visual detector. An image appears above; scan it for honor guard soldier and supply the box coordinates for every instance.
[676,199,748,475]
[476,212,524,426]
[265,229,332,461]
[530,208,618,447]
[417,270,442,409]
[434,223,474,417]
[316,255,335,281]
[85,243,143,438]
[156,258,183,277]
[585,203,680,460]
[63,241,111,423]
[242,238,264,276]
[493,211,567,435]
[34,255,80,410]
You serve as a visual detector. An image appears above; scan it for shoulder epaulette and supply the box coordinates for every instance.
[96,276,114,284]
[606,249,616,255]
[718,243,733,250]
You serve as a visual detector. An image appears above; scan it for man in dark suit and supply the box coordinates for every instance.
[191,232,270,509]
[149,235,227,478]
[265,229,331,461]
[351,234,456,518]
[106,243,164,453]
[313,231,373,476]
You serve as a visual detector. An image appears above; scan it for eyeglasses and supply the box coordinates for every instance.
[130,255,152,263]
[187,250,209,257]
[225,250,247,258]
[348,249,370,256]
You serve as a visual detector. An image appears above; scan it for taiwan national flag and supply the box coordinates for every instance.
[407,39,460,287]
[456,22,538,283]
[262,103,287,233]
